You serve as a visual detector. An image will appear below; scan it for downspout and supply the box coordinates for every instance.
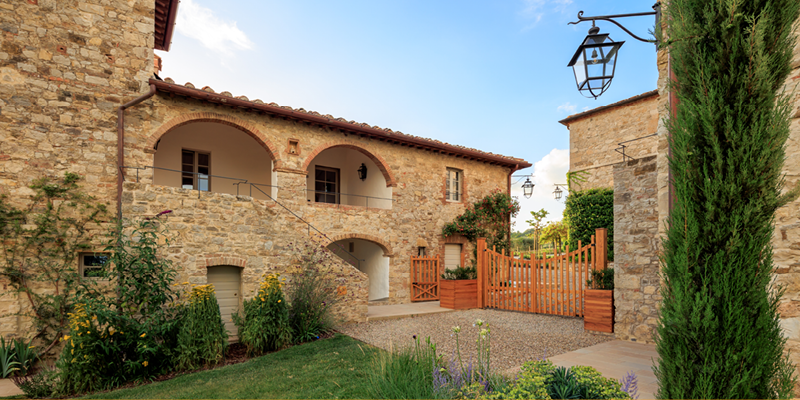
[117,83,157,218]
[507,164,520,249]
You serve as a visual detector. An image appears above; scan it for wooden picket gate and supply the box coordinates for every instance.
[410,256,440,301]
[477,228,608,316]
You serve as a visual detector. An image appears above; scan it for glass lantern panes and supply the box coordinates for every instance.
[568,33,624,99]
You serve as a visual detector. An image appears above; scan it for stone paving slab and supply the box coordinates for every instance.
[0,378,23,397]
[548,340,659,399]
[366,300,456,321]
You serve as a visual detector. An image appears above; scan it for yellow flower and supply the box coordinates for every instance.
[143,361,149,367]
[278,300,281,303]
[140,333,146,338]
[62,335,71,341]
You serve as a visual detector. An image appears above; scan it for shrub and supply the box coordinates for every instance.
[56,212,182,394]
[563,188,613,260]
[11,365,58,398]
[586,268,614,290]
[175,284,228,370]
[485,360,630,399]
[286,243,341,344]
[442,190,520,252]
[234,273,292,355]
[441,265,477,280]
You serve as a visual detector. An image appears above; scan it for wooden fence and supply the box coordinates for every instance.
[410,256,440,301]
[477,228,607,316]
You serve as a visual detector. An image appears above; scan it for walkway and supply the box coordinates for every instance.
[549,340,659,399]
[367,300,455,321]
[0,378,22,397]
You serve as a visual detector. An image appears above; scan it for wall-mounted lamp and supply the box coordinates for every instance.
[553,184,569,201]
[357,163,368,181]
[522,178,535,199]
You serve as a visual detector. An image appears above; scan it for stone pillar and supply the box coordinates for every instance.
[613,155,661,343]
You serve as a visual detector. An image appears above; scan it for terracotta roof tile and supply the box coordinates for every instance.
[153,78,531,168]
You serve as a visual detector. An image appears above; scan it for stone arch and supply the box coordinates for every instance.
[146,112,283,169]
[324,233,393,257]
[198,253,248,269]
[302,141,397,187]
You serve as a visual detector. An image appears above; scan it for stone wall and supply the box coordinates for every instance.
[773,21,800,384]
[613,155,660,343]
[563,93,659,191]
[122,182,370,323]
[0,0,155,339]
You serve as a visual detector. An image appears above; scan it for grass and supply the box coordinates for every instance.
[80,334,380,399]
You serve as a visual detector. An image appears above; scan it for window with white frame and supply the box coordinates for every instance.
[80,253,109,279]
[446,168,462,202]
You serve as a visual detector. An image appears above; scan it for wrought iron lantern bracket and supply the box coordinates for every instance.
[568,3,661,45]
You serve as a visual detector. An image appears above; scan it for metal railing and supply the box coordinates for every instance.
[615,133,657,162]
[119,165,394,209]
[118,165,364,268]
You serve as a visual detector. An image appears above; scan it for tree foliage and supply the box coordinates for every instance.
[655,0,800,398]
[441,190,520,251]
[563,188,613,259]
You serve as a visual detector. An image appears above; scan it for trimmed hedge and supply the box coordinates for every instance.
[564,188,613,260]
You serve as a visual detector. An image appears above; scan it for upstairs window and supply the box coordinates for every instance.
[446,168,461,202]
[182,149,210,191]
[314,166,340,204]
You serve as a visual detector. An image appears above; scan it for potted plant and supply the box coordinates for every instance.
[440,265,478,310]
[584,268,614,333]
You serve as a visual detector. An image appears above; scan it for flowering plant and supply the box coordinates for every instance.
[233,273,292,355]
[174,284,227,370]
[442,190,520,252]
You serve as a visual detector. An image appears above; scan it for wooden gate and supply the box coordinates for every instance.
[410,256,440,301]
[477,228,607,316]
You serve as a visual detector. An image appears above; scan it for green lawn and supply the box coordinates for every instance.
[80,334,380,399]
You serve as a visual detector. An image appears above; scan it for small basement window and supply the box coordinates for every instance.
[80,253,109,279]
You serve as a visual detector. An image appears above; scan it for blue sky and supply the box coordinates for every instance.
[156,0,659,232]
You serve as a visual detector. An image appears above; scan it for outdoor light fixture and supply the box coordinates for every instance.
[357,163,368,181]
[567,26,624,99]
[522,178,535,199]
[553,185,564,201]
[567,3,660,99]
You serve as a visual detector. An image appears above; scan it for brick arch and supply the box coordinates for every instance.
[325,233,394,257]
[198,253,248,269]
[146,112,282,168]
[302,141,397,187]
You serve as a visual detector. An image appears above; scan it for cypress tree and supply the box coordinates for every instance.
[655,0,800,398]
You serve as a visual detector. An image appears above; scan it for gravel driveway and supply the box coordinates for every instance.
[337,309,613,375]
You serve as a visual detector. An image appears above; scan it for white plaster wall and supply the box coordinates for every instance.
[153,122,274,200]
[306,147,392,209]
[328,238,389,300]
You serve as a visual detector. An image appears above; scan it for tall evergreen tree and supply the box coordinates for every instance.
[655,0,800,398]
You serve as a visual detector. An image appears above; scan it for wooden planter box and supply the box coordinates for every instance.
[584,289,614,333]
[440,279,478,310]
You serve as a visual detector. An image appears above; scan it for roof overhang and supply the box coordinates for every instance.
[558,90,658,127]
[154,0,179,51]
[149,79,531,169]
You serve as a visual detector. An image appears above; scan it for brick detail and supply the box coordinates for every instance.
[146,112,283,169]
[199,253,248,269]
[301,141,398,187]
[324,233,393,257]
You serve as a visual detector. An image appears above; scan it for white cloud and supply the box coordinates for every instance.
[511,148,570,231]
[557,102,577,114]
[176,0,254,57]
[520,0,574,30]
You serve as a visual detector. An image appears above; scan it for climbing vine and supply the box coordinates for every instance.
[441,190,520,251]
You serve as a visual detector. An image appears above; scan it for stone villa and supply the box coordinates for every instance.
[0,0,531,338]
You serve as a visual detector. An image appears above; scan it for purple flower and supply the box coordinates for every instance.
[157,210,173,216]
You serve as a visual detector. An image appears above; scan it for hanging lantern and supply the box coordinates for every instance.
[522,178,535,199]
[567,26,624,99]
[553,185,563,201]
[357,163,368,181]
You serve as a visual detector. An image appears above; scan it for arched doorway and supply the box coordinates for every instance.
[327,238,389,300]
[153,121,277,199]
